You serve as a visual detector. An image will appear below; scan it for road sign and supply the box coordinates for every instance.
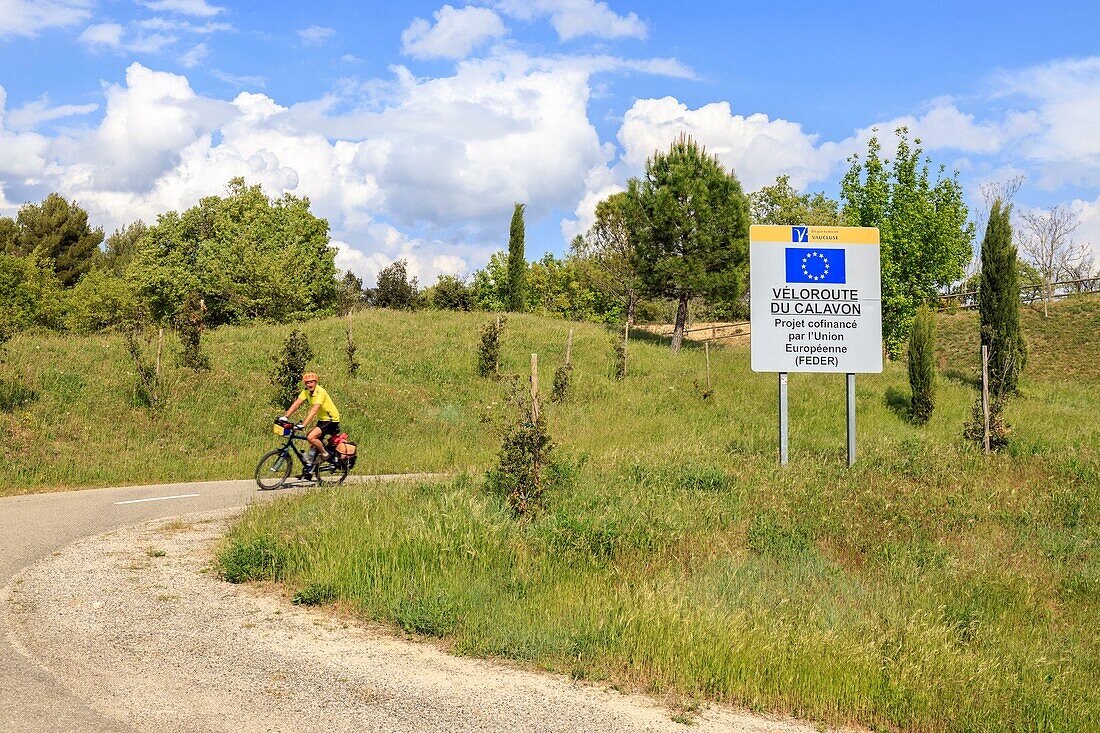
[750,225,882,374]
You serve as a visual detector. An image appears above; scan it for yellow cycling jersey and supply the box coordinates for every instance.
[298,384,341,422]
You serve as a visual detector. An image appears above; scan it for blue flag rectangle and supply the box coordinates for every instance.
[785,247,846,284]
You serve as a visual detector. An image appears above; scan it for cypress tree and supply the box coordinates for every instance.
[979,199,1026,398]
[506,203,527,312]
[907,304,936,423]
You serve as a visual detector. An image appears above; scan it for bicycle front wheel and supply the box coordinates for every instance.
[315,458,348,486]
[255,449,292,490]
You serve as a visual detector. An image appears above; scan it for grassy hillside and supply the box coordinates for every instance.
[4,301,1100,730]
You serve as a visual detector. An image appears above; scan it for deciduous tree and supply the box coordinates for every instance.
[841,128,973,357]
[750,175,840,226]
[1017,204,1090,316]
[572,192,641,323]
[375,258,419,309]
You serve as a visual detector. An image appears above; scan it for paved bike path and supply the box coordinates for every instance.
[0,475,440,733]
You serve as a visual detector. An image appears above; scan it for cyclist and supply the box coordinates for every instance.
[280,371,341,479]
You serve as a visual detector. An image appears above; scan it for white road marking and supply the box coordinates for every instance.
[114,493,200,505]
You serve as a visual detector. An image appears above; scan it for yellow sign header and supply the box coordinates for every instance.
[750,225,880,245]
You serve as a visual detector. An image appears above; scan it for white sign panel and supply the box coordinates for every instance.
[750,225,882,373]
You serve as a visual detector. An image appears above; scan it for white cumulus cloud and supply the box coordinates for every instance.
[401,5,507,60]
[495,0,646,41]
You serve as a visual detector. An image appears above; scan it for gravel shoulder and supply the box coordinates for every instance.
[3,509,841,733]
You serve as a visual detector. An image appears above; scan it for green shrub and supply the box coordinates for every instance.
[175,291,210,370]
[964,396,1010,451]
[612,331,625,379]
[485,408,553,518]
[218,536,286,583]
[476,316,505,378]
[269,329,313,407]
[908,304,936,423]
[551,363,572,402]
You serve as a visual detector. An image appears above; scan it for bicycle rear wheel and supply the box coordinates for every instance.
[315,458,348,486]
[255,449,292,490]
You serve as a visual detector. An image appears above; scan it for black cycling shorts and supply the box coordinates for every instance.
[315,421,340,438]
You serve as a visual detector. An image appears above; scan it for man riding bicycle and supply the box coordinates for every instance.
[281,371,341,480]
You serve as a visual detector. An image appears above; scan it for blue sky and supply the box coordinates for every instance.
[2,0,1099,283]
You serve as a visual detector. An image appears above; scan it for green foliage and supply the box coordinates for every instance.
[471,251,509,311]
[476,316,504,378]
[375,258,419,310]
[980,200,1027,397]
[124,325,163,410]
[292,581,337,606]
[0,253,63,343]
[628,133,750,350]
[573,192,640,322]
[551,363,572,402]
[101,221,147,276]
[485,406,553,517]
[964,396,1010,451]
[0,216,16,254]
[270,329,314,407]
[10,193,104,287]
[128,178,337,326]
[63,269,139,334]
[335,271,364,316]
[525,253,623,322]
[344,317,360,376]
[612,330,626,380]
[175,291,210,370]
[218,536,286,583]
[425,274,472,310]
[907,305,936,424]
[841,128,973,358]
[506,202,527,312]
[749,174,841,226]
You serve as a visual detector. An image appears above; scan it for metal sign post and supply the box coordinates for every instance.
[779,373,789,465]
[750,225,882,466]
[846,373,856,466]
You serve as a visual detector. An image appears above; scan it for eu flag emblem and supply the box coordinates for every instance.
[785,248,846,283]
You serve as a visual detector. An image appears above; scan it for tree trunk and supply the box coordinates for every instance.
[626,288,636,326]
[1044,278,1051,317]
[670,293,689,353]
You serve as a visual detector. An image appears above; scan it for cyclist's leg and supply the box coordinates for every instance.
[307,426,329,460]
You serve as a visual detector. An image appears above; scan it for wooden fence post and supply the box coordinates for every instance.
[981,344,990,454]
[705,341,712,392]
[531,353,539,422]
[566,329,573,367]
[623,322,629,378]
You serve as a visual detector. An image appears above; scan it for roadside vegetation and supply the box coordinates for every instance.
[207,299,1100,733]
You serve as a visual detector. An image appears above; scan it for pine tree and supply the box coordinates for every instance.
[907,305,936,423]
[979,199,1026,397]
[13,193,104,287]
[628,133,750,353]
[506,203,527,312]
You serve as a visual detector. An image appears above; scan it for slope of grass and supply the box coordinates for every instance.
[4,301,1099,730]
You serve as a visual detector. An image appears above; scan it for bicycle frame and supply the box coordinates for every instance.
[276,431,313,469]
